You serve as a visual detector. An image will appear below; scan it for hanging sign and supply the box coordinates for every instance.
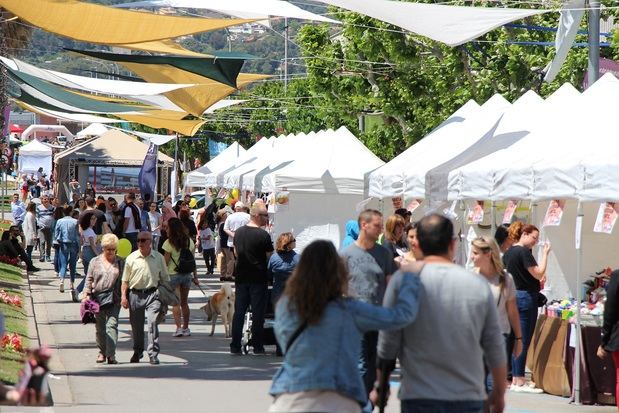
[467,201,485,224]
[594,202,618,234]
[502,200,518,224]
[543,199,565,227]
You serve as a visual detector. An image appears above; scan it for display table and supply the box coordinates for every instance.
[527,314,616,405]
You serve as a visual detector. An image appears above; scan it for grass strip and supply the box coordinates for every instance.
[0,262,28,384]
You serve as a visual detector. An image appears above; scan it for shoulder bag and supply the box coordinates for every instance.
[157,281,180,306]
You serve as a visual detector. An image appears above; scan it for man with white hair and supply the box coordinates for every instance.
[222,201,250,281]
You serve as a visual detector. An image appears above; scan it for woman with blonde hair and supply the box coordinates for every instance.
[470,236,522,396]
[269,240,421,412]
[83,234,123,364]
[502,223,550,392]
[382,214,406,259]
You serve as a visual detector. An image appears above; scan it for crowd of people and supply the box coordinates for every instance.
[8,183,619,413]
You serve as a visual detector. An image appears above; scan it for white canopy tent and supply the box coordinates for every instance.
[203,136,274,188]
[184,141,246,188]
[21,124,76,142]
[18,139,53,174]
[368,99,481,199]
[76,123,109,138]
[219,127,384,249]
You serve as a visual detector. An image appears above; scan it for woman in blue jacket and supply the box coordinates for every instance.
[269,240,421,413]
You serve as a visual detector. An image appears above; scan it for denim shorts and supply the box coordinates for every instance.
[169,273,192,289]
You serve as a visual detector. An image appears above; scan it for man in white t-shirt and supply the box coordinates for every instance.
[122,193,142,251]
[223,201,250,279]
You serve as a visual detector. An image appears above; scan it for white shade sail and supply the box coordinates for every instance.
[115,0,339,23]
[1,56,195,96]
[316,0,546,46]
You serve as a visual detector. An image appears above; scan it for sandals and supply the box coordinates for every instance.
[96,353,106,363]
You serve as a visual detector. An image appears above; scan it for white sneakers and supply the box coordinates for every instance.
[59,281,65,293]
[173,328,191,337]
[510,383,543,394]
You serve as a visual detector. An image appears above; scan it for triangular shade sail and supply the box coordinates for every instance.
[1,56,195,96]
[116,114,205,136]
[7,67,148,114]
[13,100,125,124]
[116,40,214,57]
[115,0,339,24]
[119,65,269,116]
[0,0,255,45]
[69,49,254,88]
[315,0,546,46]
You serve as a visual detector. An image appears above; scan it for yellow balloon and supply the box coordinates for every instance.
[189,198,197,208]
[231,188,239,199]
[117,238,132,258]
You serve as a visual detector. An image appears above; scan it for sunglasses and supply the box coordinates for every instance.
[104,247,117,252]
[137,238,151,243]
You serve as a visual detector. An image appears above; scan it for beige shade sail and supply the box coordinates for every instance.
[116,114,206,136]
[122,61,270,115]
[117,40,214,57]
[0,0,255,44]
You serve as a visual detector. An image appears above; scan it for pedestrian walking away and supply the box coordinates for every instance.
[36,195,55,262]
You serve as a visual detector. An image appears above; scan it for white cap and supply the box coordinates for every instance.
[234,201,245,210]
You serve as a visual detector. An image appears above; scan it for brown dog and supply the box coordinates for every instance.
[201,283,234,337]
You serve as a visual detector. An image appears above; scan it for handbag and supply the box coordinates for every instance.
[537,292,548,307]
[157,281,180,306]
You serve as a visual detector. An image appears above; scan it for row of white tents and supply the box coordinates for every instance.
[185,73,619,303]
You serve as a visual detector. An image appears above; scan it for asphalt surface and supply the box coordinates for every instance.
[2,254,615,413]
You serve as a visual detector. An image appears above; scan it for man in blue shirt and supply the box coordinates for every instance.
[10,193,26,227]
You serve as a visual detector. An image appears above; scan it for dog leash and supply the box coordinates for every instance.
[195,283,208,297]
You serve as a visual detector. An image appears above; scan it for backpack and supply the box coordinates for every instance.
[172,240,196,274]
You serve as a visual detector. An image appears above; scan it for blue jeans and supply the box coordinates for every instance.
[359,331,378,396]
[230,282,268,352]
[58,242,78,283]
[125,232,138,252]
[53,244,60,273]
[513,290,538,377]
[82,246,98,276]
[402,399,483,413]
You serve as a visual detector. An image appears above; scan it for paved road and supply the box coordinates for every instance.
[3,256,615,413]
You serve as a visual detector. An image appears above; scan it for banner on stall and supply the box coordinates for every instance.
[138,142,157,202]
[543,199,565,226]
[594,202,619,234]
[406,199,422,213]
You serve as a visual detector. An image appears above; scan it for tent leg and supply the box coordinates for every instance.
[574,201,584,404]
[491,201,496,234]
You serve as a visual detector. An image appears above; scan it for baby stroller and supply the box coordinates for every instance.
[241,287,278,354]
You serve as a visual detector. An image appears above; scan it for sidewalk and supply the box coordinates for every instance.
[4,255,616,412]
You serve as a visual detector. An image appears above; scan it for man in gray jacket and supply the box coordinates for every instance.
[374,214,506,413]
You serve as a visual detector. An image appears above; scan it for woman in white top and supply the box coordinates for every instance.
[147,202,162,250]
[470,235,523,395]
[79,212,101,281]
[23,202,38,260]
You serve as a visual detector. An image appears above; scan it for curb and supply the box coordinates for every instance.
[26,269,73,406]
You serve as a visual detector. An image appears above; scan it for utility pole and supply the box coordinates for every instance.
[284,17,288,95]
[587,0,600,88]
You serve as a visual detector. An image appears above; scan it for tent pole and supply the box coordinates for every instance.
[172,134,179,199]
[574,201,584,404]
[491,201,496,234]
[284,17,288,95]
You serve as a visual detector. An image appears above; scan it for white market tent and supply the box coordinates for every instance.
[204,136,274,188]
[76,123,109,138]
[368,99,481,199]
[184,141,246,188]
[219,127,384,249]
[18,139,53,174]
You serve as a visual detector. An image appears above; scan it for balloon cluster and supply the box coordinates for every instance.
[225,188,240,206]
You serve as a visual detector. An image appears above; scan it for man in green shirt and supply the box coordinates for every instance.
[121,231,169,365]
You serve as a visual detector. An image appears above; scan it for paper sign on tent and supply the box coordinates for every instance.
[594,202,619,234]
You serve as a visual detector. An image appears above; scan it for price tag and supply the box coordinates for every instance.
[575,215,583,250]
